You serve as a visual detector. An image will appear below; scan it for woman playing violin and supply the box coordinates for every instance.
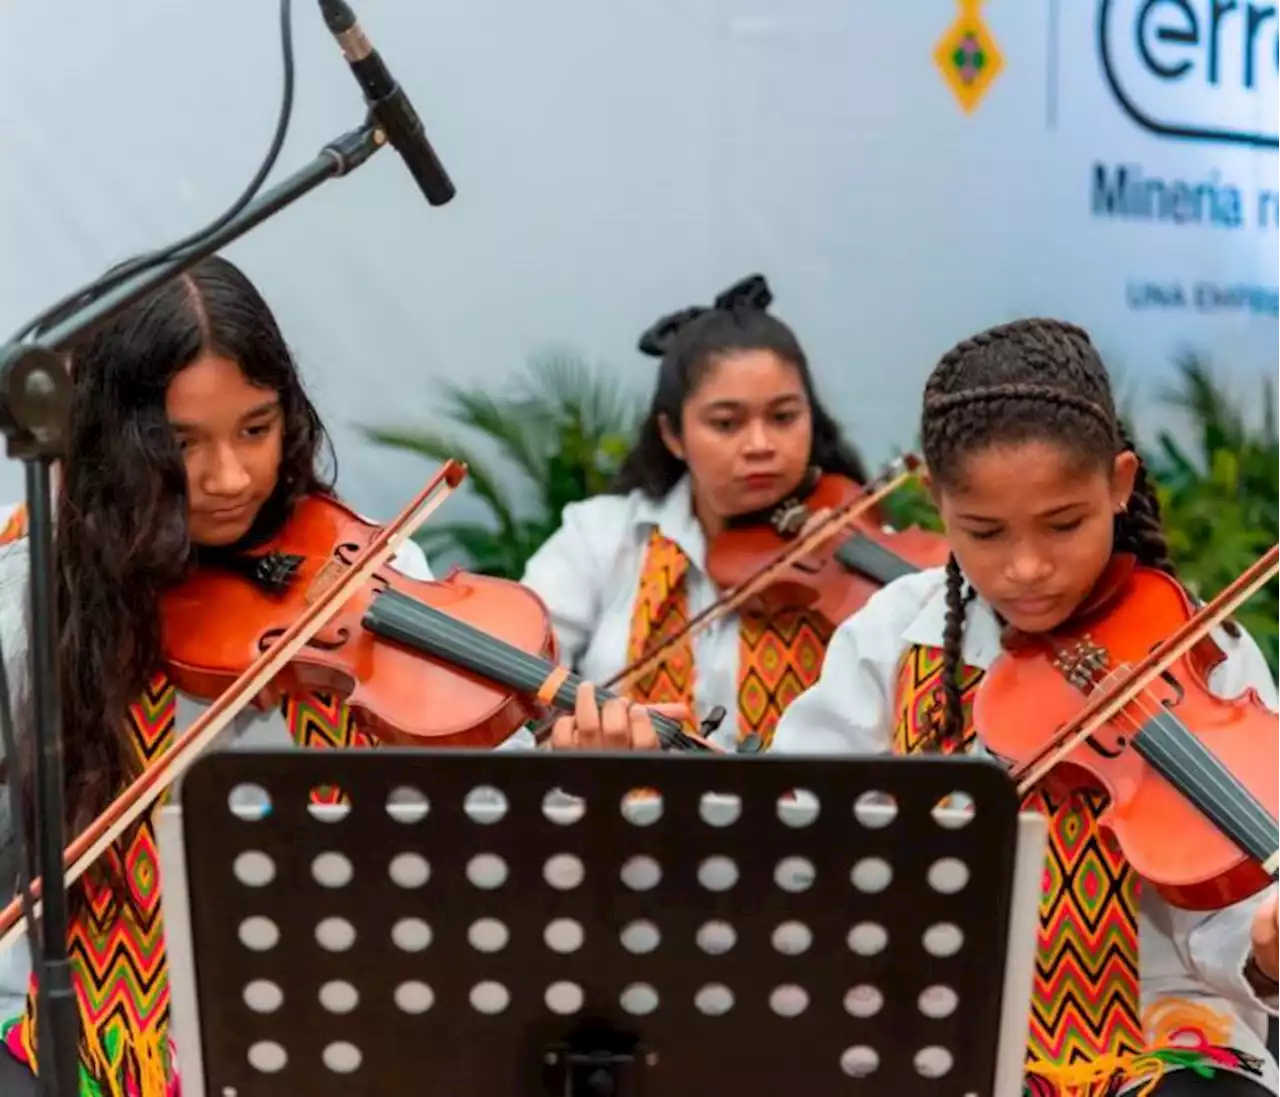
[522,273,877,752]
[557,318,1279,1095]
[0,255,447,1095]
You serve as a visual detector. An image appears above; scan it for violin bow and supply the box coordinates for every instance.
[0,460,468,951]
[608,455,923,693]
[1012,543,1280,837]
[529,455,926,747]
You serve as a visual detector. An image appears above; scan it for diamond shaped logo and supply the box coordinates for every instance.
[934,0,1004,113]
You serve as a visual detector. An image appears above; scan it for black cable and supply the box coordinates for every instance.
[9,0,297,345]
[0,4,300,1087]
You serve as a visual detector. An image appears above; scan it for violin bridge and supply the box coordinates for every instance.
[306,557,346,605]
[1051,634,1110,692]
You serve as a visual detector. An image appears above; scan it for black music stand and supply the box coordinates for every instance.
[168,749,1032,1095]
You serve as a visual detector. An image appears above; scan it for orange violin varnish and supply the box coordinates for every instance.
[976,556,1280,911]
[707,472,951,623]
[161,493,559,749]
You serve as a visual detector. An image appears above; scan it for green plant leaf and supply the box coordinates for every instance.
[360,349,646,580]
[360,349,1278,676]
[1146,359,1278,672]
[357,426,521,538]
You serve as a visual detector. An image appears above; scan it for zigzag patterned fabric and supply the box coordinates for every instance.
[1,676,368,1095]
[890,645,1152,1090]
[625,529,832,748]
[892,643,1258,1097]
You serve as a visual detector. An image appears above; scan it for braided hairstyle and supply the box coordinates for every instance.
[920,318,1176,746]
[612,273,868,498]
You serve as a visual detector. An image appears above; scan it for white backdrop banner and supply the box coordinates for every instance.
[0,0,1274,518]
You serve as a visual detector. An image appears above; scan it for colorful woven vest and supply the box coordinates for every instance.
[625,529,832,749]
[1,679,370,1095]
[892,643,1256,1097]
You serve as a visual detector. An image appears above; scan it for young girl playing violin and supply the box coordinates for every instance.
[522,273,877,752]
[556,317,1279,1095]
[0,254,440,1095]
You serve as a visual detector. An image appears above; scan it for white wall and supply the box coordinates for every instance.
[1,0,1275,527]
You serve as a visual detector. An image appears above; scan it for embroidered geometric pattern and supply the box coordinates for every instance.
[737,609,832,747]
[1,673,374,1094]
[282,690,372,804]
[624,531,696,708]
[625,531,831,748]
[3,673,180,1097]
[891,645,1145,1092]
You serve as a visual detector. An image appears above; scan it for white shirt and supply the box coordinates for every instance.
[521,477,749,749]
[771,566,1280,1088]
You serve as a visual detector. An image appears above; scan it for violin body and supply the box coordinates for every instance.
[975,564,1279,910]
[706,473,950,622]
[161,494,558,749]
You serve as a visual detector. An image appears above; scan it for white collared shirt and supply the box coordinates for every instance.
[520,477,748,749]
[771,566,1280,1083]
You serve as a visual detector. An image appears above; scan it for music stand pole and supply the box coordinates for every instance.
[0,116,386,1097]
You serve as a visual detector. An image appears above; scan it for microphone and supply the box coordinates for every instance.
[317,0,456,206]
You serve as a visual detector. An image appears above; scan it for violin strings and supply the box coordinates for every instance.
[1025,645,1276,867]
[1092,674,1277,863]
[363,592,703,751]
[1012,548,1279,793]
[606,462,916,692]
[1133,712,1276,864]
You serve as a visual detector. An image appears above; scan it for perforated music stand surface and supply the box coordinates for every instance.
[161,749,1039,1096]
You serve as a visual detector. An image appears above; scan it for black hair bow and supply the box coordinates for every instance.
[636,273,773,357]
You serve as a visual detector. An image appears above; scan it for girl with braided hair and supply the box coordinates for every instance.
[562,317,1279,1094]
[524,273,874,752]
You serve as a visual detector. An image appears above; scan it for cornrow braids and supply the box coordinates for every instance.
[921,319,1124,495]
[919,318,1200,740]
[934,553,977,749]
[1109,423,1239,635]
[1112,421,1174,576]
[920,319,1177,577]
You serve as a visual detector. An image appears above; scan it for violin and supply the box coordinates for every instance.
[0,462,716,952]
[974,547,1280,911]
[161,492,559,749]
[706,467,951,623]
[593,457,945,701]
[162,491,714,753]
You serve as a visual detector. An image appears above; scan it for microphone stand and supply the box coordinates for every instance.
[0,117,386,1097]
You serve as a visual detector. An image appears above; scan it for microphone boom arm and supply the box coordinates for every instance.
[0,115,385,1097]
[9,121,385,367]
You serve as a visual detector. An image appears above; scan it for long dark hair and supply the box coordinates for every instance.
[612,274,867,498]
[919,317,1176,746]
[20,255,334,860]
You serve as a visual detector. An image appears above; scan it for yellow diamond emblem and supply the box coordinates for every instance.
[934,0,1004,113]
